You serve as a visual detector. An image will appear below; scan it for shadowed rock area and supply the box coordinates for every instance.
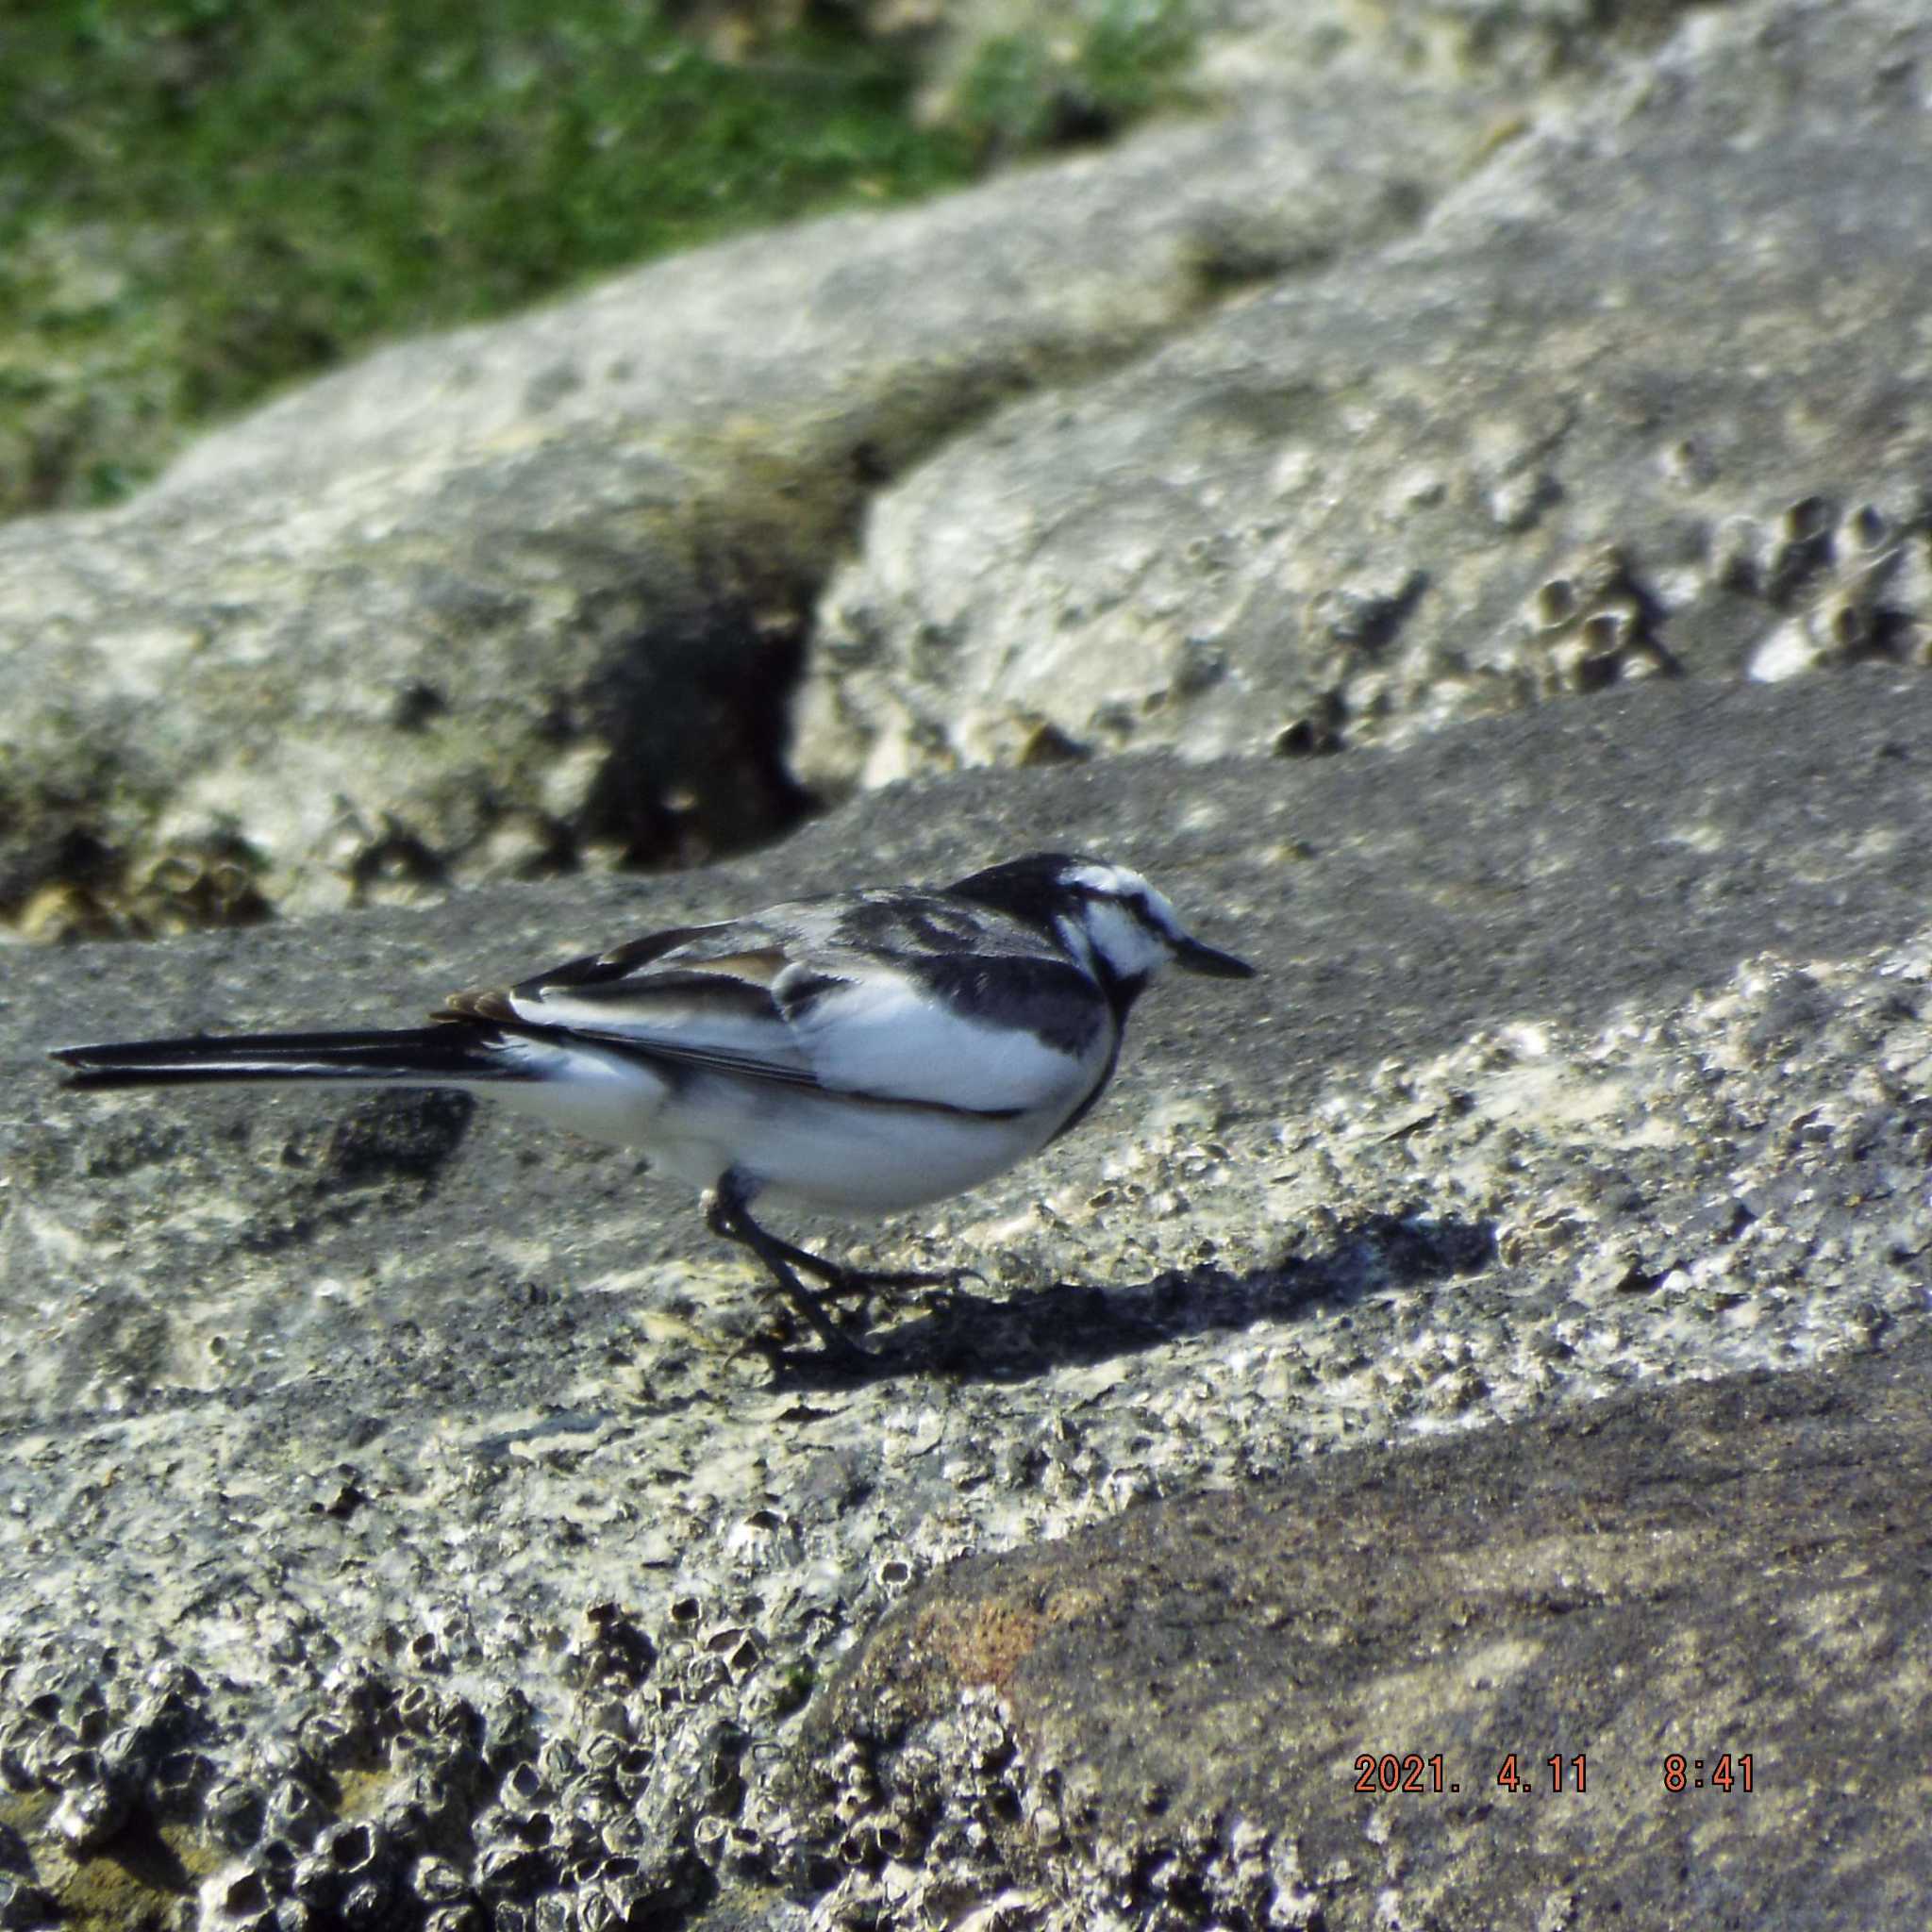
[813,1333,1932,1929]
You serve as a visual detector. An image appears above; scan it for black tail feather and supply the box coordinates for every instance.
[49,1026,521,1091]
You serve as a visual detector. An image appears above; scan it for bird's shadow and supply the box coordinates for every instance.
[767,1207,1500,1390]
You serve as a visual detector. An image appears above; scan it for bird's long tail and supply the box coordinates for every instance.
[49,1027,523,1091]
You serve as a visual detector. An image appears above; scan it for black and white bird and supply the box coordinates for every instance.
[52,852,1254,1362]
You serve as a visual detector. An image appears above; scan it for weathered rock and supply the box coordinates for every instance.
[0,62,1496,935]
[3,675,1931,1926]
[800,0,1932,788]
[806,1334,1932,1929]
[0,0,1748,942]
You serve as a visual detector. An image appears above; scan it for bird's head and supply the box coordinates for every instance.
[948,852,1255,1008]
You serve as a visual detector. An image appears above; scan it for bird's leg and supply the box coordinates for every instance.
[707,1174,877,1365]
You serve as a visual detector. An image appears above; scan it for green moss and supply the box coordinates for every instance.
[952,0,1196,156]
[0,2,1201,523]
[0,0,985,517]
[0,1790,223,1932]
[769,1655,817,1715]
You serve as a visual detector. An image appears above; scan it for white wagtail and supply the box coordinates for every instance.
[52,853,1254,1362]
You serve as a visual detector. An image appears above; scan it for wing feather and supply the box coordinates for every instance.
[444,894,1108,1115]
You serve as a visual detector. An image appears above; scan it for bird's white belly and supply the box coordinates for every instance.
[648,1075,1066,1214]
[488,1038,1088,1214]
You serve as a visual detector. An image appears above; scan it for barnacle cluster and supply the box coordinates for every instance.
[1521,544,1678,696]
[1729,495,1932,681]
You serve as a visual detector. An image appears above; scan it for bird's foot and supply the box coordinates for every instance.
[798,1257,986,1303]
[748,1282,879,1372]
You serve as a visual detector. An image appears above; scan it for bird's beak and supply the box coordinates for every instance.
[1174,935,1256,978]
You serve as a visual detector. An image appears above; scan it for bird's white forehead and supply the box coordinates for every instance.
[1066,860,1151,898]
[1064,861,1182,934]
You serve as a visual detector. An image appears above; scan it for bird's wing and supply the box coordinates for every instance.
[445,897,1108,1114]
[445,917,820,1087]
[773,949,1107,1113]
